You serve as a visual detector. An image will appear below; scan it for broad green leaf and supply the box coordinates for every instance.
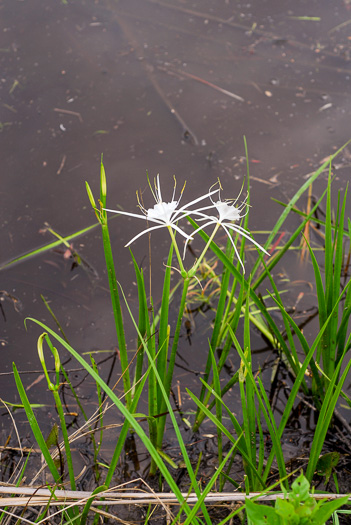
[245,498,281,524]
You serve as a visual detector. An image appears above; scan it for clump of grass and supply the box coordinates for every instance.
[7,140,351,524]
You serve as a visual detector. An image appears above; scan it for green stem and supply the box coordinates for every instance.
[167,226,185,274]
[52,390,77,492]
[156,277,190,449]
[101,220,131,408]
[189,223,221,277]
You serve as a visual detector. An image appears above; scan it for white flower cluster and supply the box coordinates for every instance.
[104,176,268,271]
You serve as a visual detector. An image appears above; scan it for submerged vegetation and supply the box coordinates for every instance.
[3,142,351,524]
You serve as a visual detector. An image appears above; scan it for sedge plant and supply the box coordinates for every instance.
[85,156,268,475]
[10,141,351,524]
[191,142,351,433]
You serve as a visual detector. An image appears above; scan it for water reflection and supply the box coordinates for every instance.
[1,0,350,436]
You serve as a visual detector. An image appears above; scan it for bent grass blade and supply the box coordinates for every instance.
[25,318,202,523]
[0,222,100,271]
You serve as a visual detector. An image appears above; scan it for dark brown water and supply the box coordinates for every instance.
[1,0,351,478]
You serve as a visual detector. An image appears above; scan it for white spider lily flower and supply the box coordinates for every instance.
[188,190,269,272]
[103,175,219,247]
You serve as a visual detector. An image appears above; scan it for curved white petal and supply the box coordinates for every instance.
[175,209,217,222]
[182,219,217,258]
[171,222,194,240]
[190,219,218,237]
[224,223,269,255]
[174,188,219,219]
[156,174,162,203]
[125,224,167,247]
[103,208,148,219]
[104,208,166,226]
[222,223,245,273]
[180,203,219,219]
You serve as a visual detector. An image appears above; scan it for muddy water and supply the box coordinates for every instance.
[1,0,351,470]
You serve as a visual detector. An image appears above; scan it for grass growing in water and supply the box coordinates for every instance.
[6,141,351,524]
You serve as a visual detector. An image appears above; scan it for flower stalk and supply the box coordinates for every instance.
[38,333,77,495]
[94,165,269,473]
[86,158,131,409]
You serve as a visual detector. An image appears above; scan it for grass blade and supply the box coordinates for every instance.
[12,364,62,484]
[0,222,99,270]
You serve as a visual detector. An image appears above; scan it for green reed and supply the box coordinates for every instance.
[9,141,351,523]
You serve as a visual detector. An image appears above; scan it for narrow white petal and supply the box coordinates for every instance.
[182,219,217,258]
[174,188,219,218]
[222,224,245,273]
[103,208,165,225]
[190,219,218,237]
[175,209,217,222]
[171,222,194,240]
[104,208,147,219]
[182,240,189,260]
[183,187,220,208]
[125,224,167,246]
[224,223,269,255]
[182,203,219,215]
[191,203,218,212]
[156,174,162,203]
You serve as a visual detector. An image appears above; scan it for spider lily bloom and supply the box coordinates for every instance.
[103,175,219,247]
[188,191,269,273]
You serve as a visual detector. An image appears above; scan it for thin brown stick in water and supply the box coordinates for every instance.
[56,155,67,175]
[53,108,83,123]
[116,15,199,145]
[162,66,244,102]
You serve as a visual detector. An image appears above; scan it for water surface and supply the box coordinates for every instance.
[1,0,351,468]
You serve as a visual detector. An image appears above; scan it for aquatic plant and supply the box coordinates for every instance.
[8,141,351,524]
[87,155,268,475]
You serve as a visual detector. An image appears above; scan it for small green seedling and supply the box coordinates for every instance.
[246,472,349,524]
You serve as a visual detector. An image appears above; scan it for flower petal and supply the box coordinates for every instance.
[182,219,217,258]
[104,208,164,225]
[189,219,218,237]
[174,188,219,219]
[156,174,162,203]
[125,223,167,247]
[221,223,245,273]
[171,222,194,241]
[224,223,269,255]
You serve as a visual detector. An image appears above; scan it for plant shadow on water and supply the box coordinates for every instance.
[2,0,351,523]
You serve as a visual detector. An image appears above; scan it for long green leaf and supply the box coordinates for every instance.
[88,163,131,407]
[229,329,288,484]
[0,222,99,270]
[13,364,62,484]
[182,442,239,525]
[306,347,351,481]
[156,243,173,407]
[187,384,265,488]
[250,141,351,282]
[263,275,351,480]
[130,249,148,389]
[244,284,257,485]
[209,344,223,488]
[25,317,202,523]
